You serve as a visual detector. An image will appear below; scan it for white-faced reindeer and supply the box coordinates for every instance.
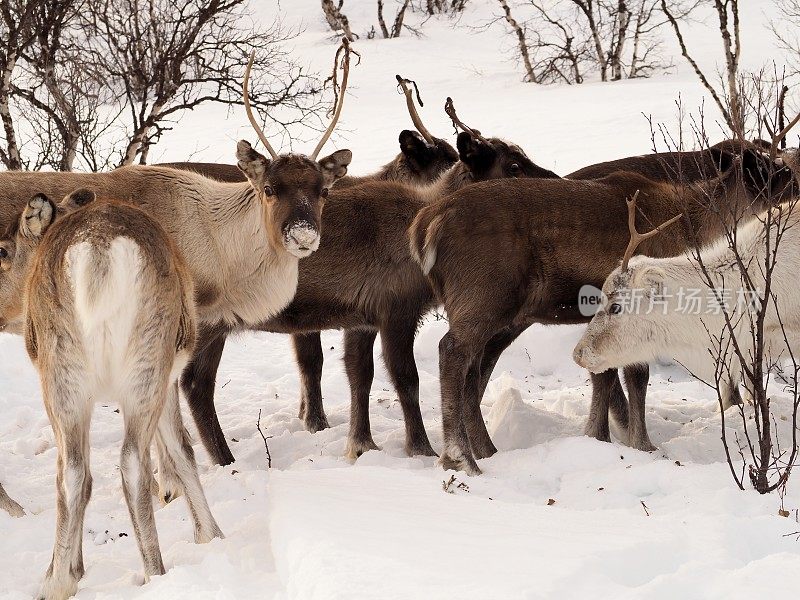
[0,190,223,600]
[574,193,800,410]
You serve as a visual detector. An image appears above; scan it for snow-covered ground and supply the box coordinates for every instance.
[2,1,800,598]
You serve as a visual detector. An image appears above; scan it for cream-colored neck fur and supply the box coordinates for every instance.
[158,168,300,327]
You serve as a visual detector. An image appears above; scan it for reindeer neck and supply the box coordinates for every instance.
[187,177,299,326]
[203,181,262,226]
[416,162,473,204]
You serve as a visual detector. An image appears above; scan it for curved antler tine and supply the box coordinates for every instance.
[310,37,354,161]
[243,50,279,160]
[444,97,490,145]
[620,190,683,271]
[396,74,435,144]
[770,112,800,161]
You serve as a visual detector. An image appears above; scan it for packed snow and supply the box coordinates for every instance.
[2,1,800,599]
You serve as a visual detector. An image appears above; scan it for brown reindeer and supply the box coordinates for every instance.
[3,190,223,599]
[178,99,561,465]
[410,146,798,474]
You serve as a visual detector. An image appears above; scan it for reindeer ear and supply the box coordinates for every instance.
[21,194,57,238]
[0,238,14,270]
[318,149,352,187]
[399,130,429,169]
[60,188,95,212]
[631,265,666,295]
[708,148,735,173]
[236,140,271,184]
[457,131,495,173]
[751,138,773,152]
[399,130,429,162]
[739,148,792,197]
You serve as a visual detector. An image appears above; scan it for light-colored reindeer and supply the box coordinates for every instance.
[573,193,800,409]
[2,190,223,600]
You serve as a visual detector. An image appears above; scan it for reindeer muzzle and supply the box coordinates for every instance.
[283,221,320,258]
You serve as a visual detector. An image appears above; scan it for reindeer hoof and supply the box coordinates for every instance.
[439,446,482,476]
[304,412,330,434]
[629,437,657,452]
[345,436,380,460]
[470,437,497,460]
[157,470,183,506]
[584,421,612,443]
[39,572,79,600]
[406,439,438,458]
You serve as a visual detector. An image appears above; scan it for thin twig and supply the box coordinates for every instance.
[256,408,273,469]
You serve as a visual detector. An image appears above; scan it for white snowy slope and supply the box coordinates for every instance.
[2,1,800,599]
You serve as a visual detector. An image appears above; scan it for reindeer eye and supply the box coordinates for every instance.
[321,188,329,199]
[264,185,274,197]
[609,303,623,315]
[510,163,521,175]
[0,247,6,259]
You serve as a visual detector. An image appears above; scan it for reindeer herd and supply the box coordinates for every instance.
[0,38,799,599]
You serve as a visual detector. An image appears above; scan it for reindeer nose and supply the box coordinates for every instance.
[284,222,320,256]
[573,343,589,368]
[290,227,318,249]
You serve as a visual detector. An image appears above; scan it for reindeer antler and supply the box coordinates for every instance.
[310,37,359,161]
[444,97,489,145]
[770,111,800,162]
[243,50,279,160]
[396,75,435,144]
[620,190,683,271]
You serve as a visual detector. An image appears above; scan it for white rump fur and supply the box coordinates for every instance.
[574,202,800,396]
[68,239,143,378]
[420,214,443,275]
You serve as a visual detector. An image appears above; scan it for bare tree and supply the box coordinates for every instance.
[771,0,800,81]
[377,0,412,38]
[421,0,468,13]
[608,0,631,80]
[496,0,686,84]
[321,0,356,41]
[628,0,674,78]
[10,0,109,171]
[0,0,36,169]
[497,0,536,81]
[652,77,800,495]
[85,0,322,167]
[662,0,742,131]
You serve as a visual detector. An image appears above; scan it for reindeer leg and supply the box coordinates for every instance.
[292,332,329,432]
[622,363,656,452]
[465,324,528,459]
[39,384,93,600]
[380,319,436,457]
[585,369,617,443]
[721,375,744,410]
[0,483,24,518]
[155,382,223,543]
[344,328,380,459]
[463,351,496,459]
[439,330,482,475]
[181,326,235,466]
[607,370,630,431]
[120,383,167,581]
